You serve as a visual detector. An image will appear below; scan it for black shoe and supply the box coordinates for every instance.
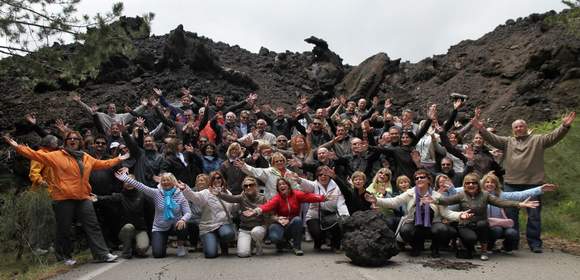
[430,249,440,258]
[410,249,421,257]
[531,247,543,253]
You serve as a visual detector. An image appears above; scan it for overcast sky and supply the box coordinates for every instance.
[77,0,566,65]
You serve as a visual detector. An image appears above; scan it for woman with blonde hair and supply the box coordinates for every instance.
[115,168,191,258]
[216,176,268,257]
[177,171,236,258]
[429,172,539,260]
[235,152,300,199]
[366,168,393,198]
[480,172,557,254]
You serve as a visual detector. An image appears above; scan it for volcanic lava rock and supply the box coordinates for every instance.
[336,53,400,100]
[304,36,344,90]
[159,24,219,71]
[342,210,399,267]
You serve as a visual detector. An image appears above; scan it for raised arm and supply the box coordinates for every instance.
[115,170,159,198]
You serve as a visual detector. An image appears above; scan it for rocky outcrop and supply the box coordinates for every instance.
[335,53,400,100]
[342,211,399,267]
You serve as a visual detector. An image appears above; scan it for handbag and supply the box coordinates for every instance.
[488,217,514,228]
[216,195,238,239]
[320,209,339,230]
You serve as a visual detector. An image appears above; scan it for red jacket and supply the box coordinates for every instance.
[259,190,324,218]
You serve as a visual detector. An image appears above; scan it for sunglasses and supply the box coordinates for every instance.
[66,137,82,141]
[415,175,428,180]
[465,181,479,186]
[243,183,256,188]
[213,176,222,179]
[441,163,452,166]
[274,160,285,163]
[312,122,322,125]
[277,139,287,142]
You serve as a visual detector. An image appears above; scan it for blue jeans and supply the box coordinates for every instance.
[151,225,187,258]
[504,183,542,249]
[201,224,236,258]
[488,226,519,251]
[268,217,303,249]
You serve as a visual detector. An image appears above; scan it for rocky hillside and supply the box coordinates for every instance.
[1,9,579,136]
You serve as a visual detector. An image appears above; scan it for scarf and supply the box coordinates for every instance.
[414,187,432,227]
[65,148,85,178]
[162,187,177,221]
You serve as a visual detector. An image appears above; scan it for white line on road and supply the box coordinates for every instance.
[75,259,127,280]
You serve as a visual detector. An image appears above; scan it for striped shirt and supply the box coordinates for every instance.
[120,174,191,232]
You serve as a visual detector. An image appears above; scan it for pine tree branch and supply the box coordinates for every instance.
[8,19,78,35]
[0,45,32,53]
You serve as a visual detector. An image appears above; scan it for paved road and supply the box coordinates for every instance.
[52,243,580,280]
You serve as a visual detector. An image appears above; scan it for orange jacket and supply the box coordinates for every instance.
[28,147,57,194]
[16,145,121,201]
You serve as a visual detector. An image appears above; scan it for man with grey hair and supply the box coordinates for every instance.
[471,111,576,253]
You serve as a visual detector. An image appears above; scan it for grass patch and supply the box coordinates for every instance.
[529,116,580,241]
[0,250,92,280]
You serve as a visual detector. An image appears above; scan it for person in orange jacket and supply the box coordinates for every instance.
[4,131,129,265]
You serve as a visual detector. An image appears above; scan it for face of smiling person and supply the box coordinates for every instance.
[277,180,290,196]
[512,120,528,137]
[464,179,480,196]
[353,176,365,190]
[483,178,497,193]
[160,176,174,190]
[65,133,82,150]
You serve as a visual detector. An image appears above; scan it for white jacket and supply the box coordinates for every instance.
[181,188,234,235]
[376,188,461,224]
[299,178,349,221]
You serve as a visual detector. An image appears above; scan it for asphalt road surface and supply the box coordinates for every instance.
[51,243,580,280]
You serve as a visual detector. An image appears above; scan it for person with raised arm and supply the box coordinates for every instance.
[471,110,575,253]
[3,132,128,265]
[114,168,191,258]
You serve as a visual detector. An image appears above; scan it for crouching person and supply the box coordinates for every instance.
[91,173,149,258]
[216,176,267,257]
[114,168,191,258]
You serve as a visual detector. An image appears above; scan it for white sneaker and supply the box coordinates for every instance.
[176,246,187,257]
[64,259,77,266]
[255,245,264,256]
[480,253,489,261]
[104,253,118,262]
[304,231,313,242]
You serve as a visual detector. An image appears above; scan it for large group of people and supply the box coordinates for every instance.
[2,87,575,265]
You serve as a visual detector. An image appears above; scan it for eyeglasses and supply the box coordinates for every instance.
[95,141,106,145]
[243,183,256,188]
[66,137,82,141]
[415,175,428,180]
[465,181,479,186]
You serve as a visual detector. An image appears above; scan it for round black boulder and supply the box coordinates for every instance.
[342,210,399,267]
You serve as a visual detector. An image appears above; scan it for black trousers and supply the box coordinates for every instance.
[307,219,343,250]
[399,222,448,251]
[52,200,110,260]
[458,220,490,251]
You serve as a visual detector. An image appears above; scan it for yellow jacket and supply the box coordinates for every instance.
[28,147,57,193]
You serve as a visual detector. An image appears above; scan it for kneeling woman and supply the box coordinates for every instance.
[178,171,236,258]
[430,172,538,260]
[243,178,328,256]
[366,169,473,258]
[115,168,191,258]
[216,176,268,257]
